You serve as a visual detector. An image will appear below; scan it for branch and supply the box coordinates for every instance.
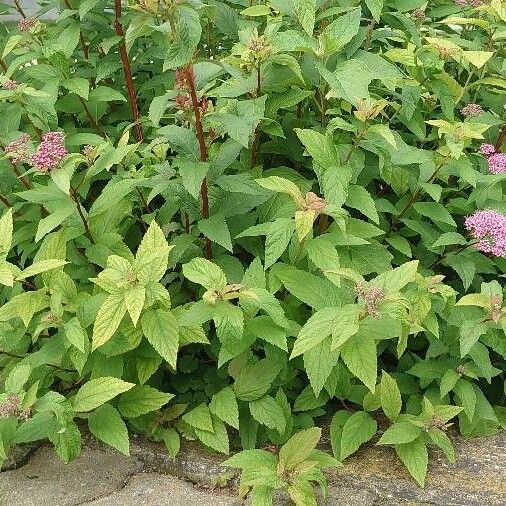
[114,0,144,143]
[0,193,12,207]
[495,123,506,151]
[70,187,95,244]
[13,0,26,18]
[185,66,212,259]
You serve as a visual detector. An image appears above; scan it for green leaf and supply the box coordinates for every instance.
[380,371,402,421]
[462,50,493,69]
[291,304,360,358]
[453,379,476,419]
[182,403,214,432]
[88,404,130,456]
[293,0,316,36]
[319,8,362,55]
[89,86,127,102]
[278,427,321,471]
[92,293,127,350]
[210,387,239,430]
[241,5,271,16]
[255,176,304,207]
[182,258,227,291]
[459,320,487,357]
[49,422,81,464]
[346,185,379,224]
[428,429,455,464]
[62,77,90,100]
[341,333,377,392]
[413,202,456,227]
[0,208,13,260]
[73,377,134,412]
[233,358,282,401]
[133,220,172,284]
[303,337,340,397]
[64,318,87,353]
[141,309,179,369]
[295,129,338,170]
[16,259,67,281]
[365,0,383,21]
[265,218,295,269]
[117,385,173,418]
[5,364,31,394]
[249,395,286,434]
[199,214,233,252]
[340,411,377,460]
[0,289,48,327]
[159,125,199,160]
[317,60,373,107]
[178,160,209,199]
[162,428,181,459]
[194,415,229,454]
[377,421,421,445]
[125,285,145,327]
[372,260,419,293]
[395,439,428,487]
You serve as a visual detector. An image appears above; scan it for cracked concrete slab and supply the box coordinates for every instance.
[0,444,142,505]
[1,431,505,505]
[89,472,243,506]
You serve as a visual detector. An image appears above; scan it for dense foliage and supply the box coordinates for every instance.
[0,0,506,502]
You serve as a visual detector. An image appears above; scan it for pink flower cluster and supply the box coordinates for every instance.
[18,18,36,32]
[460,103,483,117]
[488,153,506,174]
[465,209,506,257]
[2,79,18,90]
[479,144,506,174]
[0,394,19,418]
[4,133,31,164]
[29,131,68,172]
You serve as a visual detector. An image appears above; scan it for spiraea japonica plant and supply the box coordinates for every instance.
[0,0,506,502]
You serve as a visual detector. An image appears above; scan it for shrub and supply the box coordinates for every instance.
[0,0,505,502]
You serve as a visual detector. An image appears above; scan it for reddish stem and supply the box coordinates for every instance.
[0,193,12,207]
[184,66,212,259]
[70,187,95,244]
[13,0,26,18]
[114,0,144,143]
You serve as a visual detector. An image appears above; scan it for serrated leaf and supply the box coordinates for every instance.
[141,309,179,369]
[199,214,233,252]
[210,387,239,429]
[92,293,127,350]
[249,395,286,434]
[117,385,173,418]
[88,404,130,455]
[125,285,145,327]
[380,371,402,420]
[182,257,227,291]
[182,403,213,431]
[377,421,421,445]
[73,377,134,412]
[395,439,428,487]
[194,415,230,454]
[278,427,321,471]
[340,411,377,460]
[341,333,377,392]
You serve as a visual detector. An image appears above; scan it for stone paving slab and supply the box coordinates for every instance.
[89,473,242,506]
[0,431,505,505]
